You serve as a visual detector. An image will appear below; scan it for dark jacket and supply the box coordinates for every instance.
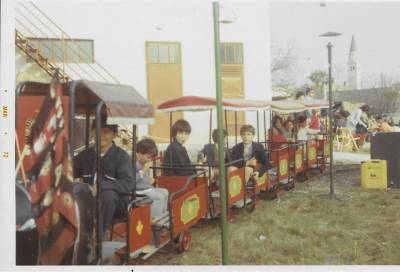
[163,139,196,176]
[201,143,231,167]
[230,142,269,177]
[74,143,134,195]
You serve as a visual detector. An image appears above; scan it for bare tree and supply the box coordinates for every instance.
[271,39,297,75]
[367,76,400,116]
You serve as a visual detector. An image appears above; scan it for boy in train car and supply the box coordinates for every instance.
[163,119,196,176]
[74,118,133,238]
[135,138,169,219]
[230,124,269,184]
[199,128,233,184]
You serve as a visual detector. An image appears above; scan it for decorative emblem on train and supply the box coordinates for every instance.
[257,173,267,186]
[229,175,242,198]
[295,153,302,170]
[309,147,316,161]
[279,159,288,176]
[180,194,200,224]
[136,220,144,236]
[324,143,330,157]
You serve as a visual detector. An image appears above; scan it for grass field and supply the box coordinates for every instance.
[142,168,400,265]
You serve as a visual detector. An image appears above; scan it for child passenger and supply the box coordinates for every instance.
[283,119,296,142]
[163,119,196,176]
[268,115,288,148]
[199,128,233,183]
[231,125,268,184]
[296,115,320,141]
[135,138,169,219]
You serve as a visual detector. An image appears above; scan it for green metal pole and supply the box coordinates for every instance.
[213,1,229,265]
[327,42,334,196]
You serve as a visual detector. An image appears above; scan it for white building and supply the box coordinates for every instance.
[14,1,272,146]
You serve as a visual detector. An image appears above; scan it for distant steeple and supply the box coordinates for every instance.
[347,34,361,90]
[349,34,357,53]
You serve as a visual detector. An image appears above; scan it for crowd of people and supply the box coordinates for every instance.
[333,101,400,148]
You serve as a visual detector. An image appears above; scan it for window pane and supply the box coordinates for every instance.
[169,44,180,64]
[78,40,94,63]
[235,44,243,64]
[147,44,158,63]
[39,40,53,61]
[52,40,64,63]
[29,39,40,52]
[66,41,80,63]
[159,44,169,63]
[220,46,226,64]
[26,38,94,63]
[226,44,234,64]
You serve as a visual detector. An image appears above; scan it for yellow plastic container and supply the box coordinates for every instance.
[361,160,387,190]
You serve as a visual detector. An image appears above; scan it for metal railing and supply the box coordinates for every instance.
[15,1,119,84]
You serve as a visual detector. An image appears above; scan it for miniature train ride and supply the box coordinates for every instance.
[15,80,330,265]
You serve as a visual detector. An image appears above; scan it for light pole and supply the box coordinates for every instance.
[319,31,341,197]
[213,2,235,264]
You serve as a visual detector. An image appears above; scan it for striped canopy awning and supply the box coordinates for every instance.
[157,96,271,112]
[17,80,155,125]
[156,95,328,114]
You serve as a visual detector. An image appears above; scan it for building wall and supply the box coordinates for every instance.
[29,1,272,145]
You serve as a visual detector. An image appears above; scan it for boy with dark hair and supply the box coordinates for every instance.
[163,119,196,176]
[136,138,169,219]
[74,119,133,237]
[201,128,230,166]
[199,128,232,183]
[231,124,268,183]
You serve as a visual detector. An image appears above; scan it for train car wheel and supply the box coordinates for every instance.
[265,186,278,200]
[245,195,257,213]
[245,201,256,213]
[177,231,192,253]
[320,164,326,174]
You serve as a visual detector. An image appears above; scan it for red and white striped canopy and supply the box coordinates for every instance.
[157,96,271,112]
[157,95,328,113]
[298,98,329,109]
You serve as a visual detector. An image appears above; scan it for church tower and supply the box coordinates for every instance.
[347,34,361,90]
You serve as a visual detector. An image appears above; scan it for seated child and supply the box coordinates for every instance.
[199,128,233,183]
[283,119,296,142]
[163,119,196,176]
[296,115,320,141]
[231,125,269,183]
[135,138,169,219]
[268,115,288,148]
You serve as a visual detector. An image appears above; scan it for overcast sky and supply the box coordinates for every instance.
[270,2,400,87]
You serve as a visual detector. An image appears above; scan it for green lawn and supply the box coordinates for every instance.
[142,171,400,265]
